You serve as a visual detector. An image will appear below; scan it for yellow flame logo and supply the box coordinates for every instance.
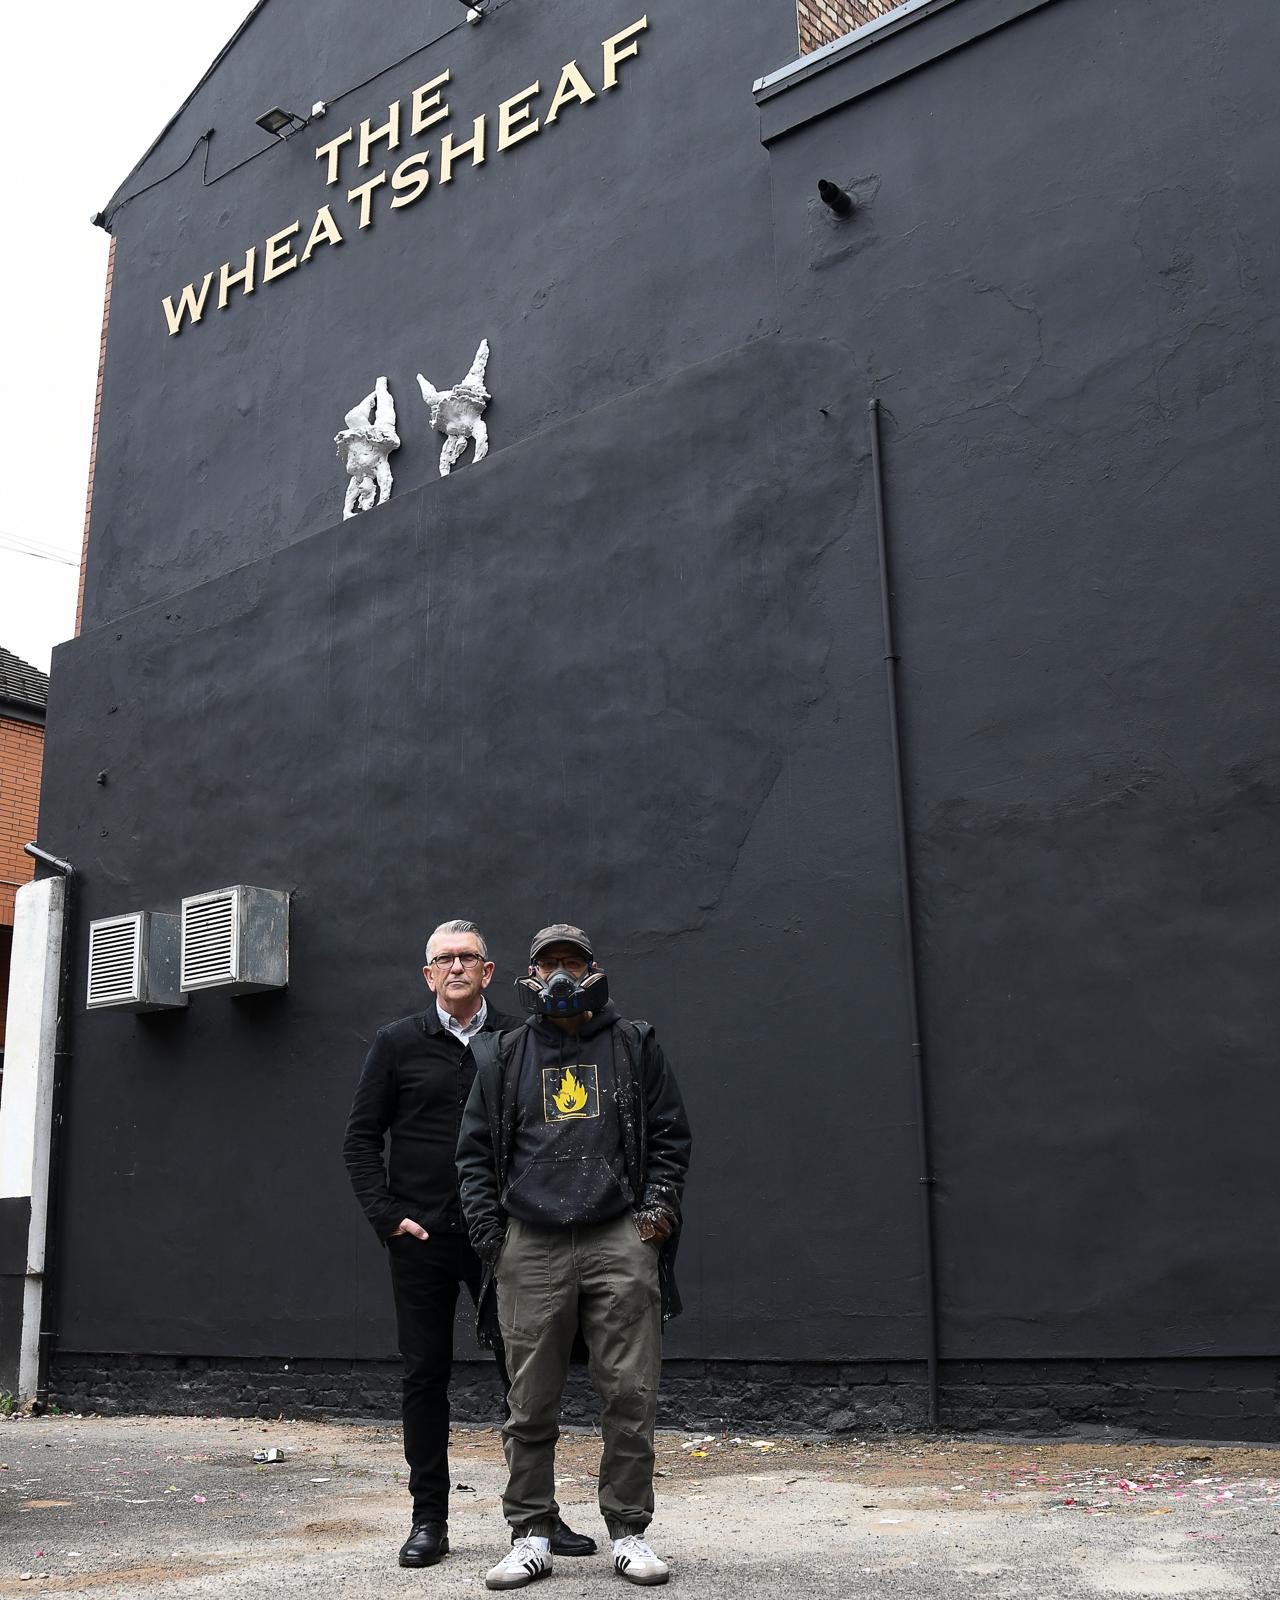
[554,1069,589,1115]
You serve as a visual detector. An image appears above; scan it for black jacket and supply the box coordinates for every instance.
[343,1002,523,1241]
[457,1014,692,1345]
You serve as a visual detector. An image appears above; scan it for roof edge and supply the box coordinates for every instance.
[0,698,46,726]
[101,0,271,224]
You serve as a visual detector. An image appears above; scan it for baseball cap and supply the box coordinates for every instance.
[529,923,594,963]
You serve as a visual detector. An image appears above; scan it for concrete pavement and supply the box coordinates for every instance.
[2,1414,1277,1597]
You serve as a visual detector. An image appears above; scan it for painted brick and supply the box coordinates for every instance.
[45,1354,1280,1441]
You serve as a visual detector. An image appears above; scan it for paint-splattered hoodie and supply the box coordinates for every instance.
[502,1003,634,1226]
[457,1005,692,1343]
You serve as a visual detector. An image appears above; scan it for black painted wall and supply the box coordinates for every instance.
[39,0,1279,1399]
[760,0,1280,1360]
[47,334,920,1363]
[85,0,798,625]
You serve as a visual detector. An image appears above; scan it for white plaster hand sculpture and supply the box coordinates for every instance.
[336,376,400,519]
[417,339,491,476]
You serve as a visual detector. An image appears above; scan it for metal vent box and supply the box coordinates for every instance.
[180,885,289,994]
[87,911,187,1012]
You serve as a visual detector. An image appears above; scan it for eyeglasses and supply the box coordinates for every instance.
[533,956,588,977]
[429,952,485,970]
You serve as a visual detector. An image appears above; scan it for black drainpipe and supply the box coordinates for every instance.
[867,399,941,1429]
[23,841,75,1415]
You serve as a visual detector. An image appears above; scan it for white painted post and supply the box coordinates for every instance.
[0,876,66,1401]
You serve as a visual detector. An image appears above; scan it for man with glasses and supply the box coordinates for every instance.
[458,924,691,1589]
[343,919,595,1569]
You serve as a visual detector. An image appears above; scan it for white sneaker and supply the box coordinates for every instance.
[486,1536,553,1590]
[612,1535,670,1585]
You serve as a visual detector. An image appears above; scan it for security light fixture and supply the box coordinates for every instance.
[256,106,306,140]
[818,179,855,217]
[456,0,487,18]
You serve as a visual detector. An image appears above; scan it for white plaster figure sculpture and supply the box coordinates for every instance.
[336,376,400,519]
[417,339,491,476]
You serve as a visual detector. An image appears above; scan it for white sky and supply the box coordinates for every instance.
[0,3,256,673]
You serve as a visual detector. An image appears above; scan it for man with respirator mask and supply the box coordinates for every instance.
[457,924,691,1589]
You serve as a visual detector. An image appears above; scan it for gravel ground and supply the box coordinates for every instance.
[2,1414,1278,1598]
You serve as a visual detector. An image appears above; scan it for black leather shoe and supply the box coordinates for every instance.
[399,1520,449,1567]
[548,1515,597,1557]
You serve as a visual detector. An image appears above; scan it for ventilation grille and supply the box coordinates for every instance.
[87,914,142,1008]
[181,889,239,990]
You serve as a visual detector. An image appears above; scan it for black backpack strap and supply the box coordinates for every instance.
[497,1024,529,1063]
[615,1018,652,1074]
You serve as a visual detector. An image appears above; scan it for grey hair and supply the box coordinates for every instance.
[426,919,489,960]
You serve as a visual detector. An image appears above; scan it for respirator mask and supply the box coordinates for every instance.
[515,965,609,1018]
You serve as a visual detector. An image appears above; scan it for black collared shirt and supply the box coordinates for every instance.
[343,1003,522,1241]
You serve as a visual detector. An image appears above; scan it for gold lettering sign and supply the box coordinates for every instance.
[162,16,650,335]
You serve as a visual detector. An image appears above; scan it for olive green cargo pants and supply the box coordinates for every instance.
[496,1212,662,1538]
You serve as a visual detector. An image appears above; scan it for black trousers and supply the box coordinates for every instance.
[387,1231,509,1522]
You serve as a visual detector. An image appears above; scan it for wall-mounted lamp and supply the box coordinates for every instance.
[456,0,486,18]
[818,179,855,218]
[256,106,308,141]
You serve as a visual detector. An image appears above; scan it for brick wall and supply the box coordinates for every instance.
[798,0,903,54]
[76,236,116,638]
[48,1353,1280,1440]
[0,715,45,927]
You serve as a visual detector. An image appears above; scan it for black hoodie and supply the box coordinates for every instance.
[458,1007,692,1346]
[502,1003,635,1225]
